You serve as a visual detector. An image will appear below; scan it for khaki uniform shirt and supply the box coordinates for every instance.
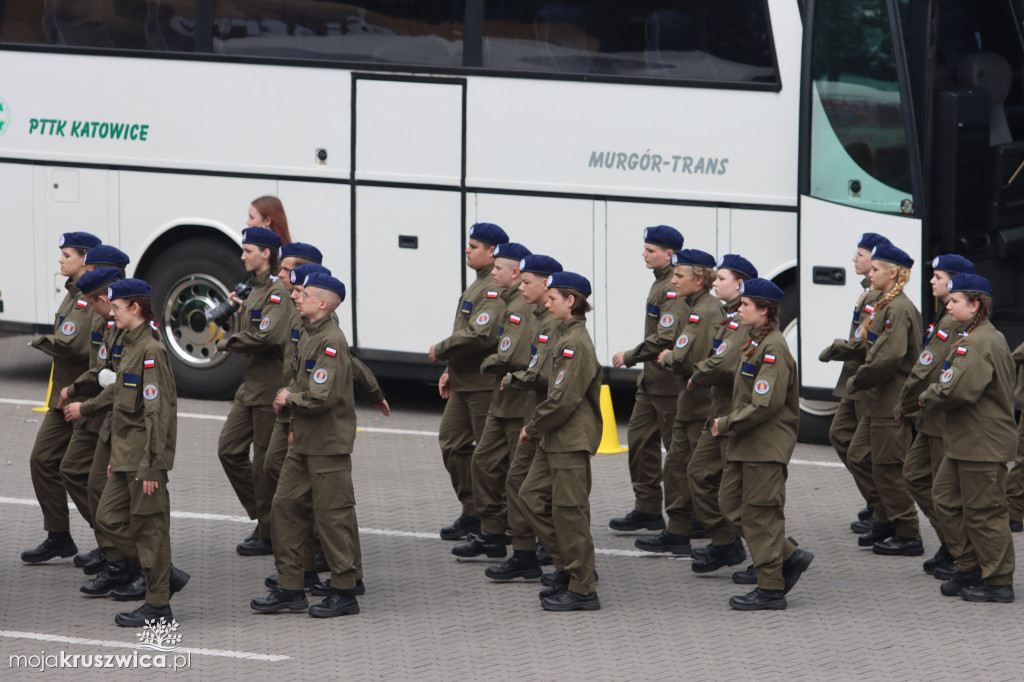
[661,287,725,421]
[217,269,291,406]
[717,328,799,464]
[286,314,356,456]
[622,265,688,396]
[846,291,922,418]
[920,319,1016,462]
[524,317,602,454]
[896,309,969,436]
[480,286,535,418]
[32,278,93,409]
[820,278,882,400]
[504,305,560,423]
[275,299,305,423]
[434,265,506,393]
[690,298,749,417]
[68,317,121,433]
[110,323,178,479]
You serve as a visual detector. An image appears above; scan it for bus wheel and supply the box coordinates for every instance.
[146,237,245,399]
[779,283,834,445]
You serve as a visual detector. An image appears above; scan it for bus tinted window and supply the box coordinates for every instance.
[480,1,778,84]
[210,1,463,66]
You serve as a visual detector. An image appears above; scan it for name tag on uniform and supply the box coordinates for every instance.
[122,373,139,388]
[740,362,756,377]
[646,303,659,318]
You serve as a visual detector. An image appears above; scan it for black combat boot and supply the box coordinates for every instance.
[634,530,690,555]
[308,589,359,618]
[21,532,77,563]
[485,550,542,580]
[608,510,665,532]
[691,538,746,573]
[81,559,136,596]
[251,588,309,613]
[729,588,787,611]
[440,515,480,541]
[452,531,507,559]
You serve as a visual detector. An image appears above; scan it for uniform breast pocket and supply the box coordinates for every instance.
[116,373,141,412]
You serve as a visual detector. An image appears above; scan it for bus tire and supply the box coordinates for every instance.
[145,237,245,400]
[778,283,834,445]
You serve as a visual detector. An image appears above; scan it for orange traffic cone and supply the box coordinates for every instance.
[596,384,627,454]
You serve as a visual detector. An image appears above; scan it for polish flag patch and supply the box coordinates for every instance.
[107,320,115,328]
[538,334,549,343]
[509,314,522,324]
[144,359,156,369]
[689,314,700,323]
[864,304,875,314]
[324,346,337,357]
[936,329,948,341]
[764,354,776,363]
[955,346,967,355]
[728,321,740,330]
[666,291,677,299]
[563,349,575,358]
[75,299,88,309]
[486,291,499,299]
[269,294,282,304]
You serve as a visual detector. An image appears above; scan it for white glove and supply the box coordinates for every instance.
[98,368,116,388]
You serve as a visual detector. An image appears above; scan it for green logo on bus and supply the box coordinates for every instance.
[0,97,8,136]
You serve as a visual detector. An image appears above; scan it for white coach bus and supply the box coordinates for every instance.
[0,1,1020,441]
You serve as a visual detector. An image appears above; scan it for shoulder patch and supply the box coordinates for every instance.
[144,359,156,369]
[486,291,499,299]
[918,350,934,366]
[324,346,337,357]
[143,384,159,400]
[528,355,538,368]
[715,341,728,356]
[754,379,771,394]
[666,291,677,299]
[538,334,549,343]
[660,314,675,328]
[499,336,512,352]
[763,354,775,364]
[936,329,948,341]
[269,294,282,304]
[98,346,108,360]
[60,320,77,336]
[728,320,740,330]
[509,314,522,325]
[676,334,689,348]
[689,314,701,323]
[864,304,875,315]
[313,368,329,384]
[955,346,967,356]
[107,320,115,328]
[75,299,89,309]
[476,312,491,326]
[555,370,565,385]
[563,349,575,358]
[940,368,954,383]
[259,317,271,331]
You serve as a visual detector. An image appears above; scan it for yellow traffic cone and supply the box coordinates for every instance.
[32,363,54,412]
[596,384,627,454]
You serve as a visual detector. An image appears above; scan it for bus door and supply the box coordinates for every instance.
[352,75,465,356]
[797,0,924,399]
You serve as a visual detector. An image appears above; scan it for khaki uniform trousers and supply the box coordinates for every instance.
[720,460,797,591]
[1005,419,1024,523]
[439,390,491,517]
[88,424,115,550]
[59,421,98,527]
[903,432,947,544]
[688,428,737,546]
[507,436,541,551]
[664,419,703,535]
[830,398,877,507]
[472,414,523,535]
[847,419,919,536]
[272,451,358,591]
[29,409,75,532]
[626,386,675,515]
[217,402,275,528]
[521,448,595,595]
[933,458,1015,585]
[95,471,172,606]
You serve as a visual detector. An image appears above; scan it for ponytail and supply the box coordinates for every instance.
[963,292,991,335]
[742,299,780,357]
[128,296,161,340]
[857,264,910,339]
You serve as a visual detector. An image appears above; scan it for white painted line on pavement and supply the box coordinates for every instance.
[0,630,290,661]
[2,397,844,469]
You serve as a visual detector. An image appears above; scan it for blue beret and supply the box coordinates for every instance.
[76,267,122,294]
[519,254,563,276]
[469,222,509,246]
[493,242,532,262]
[108,278,152,300]
[671,249,716,268]
[716,254,758,279]
[871,243,914,269]
[290,263,332,285]
[60,232,102,250]
[740,277,784,303]
[280,242,323,264]
[303,272,346,302]
[858,232,891,251]
[947,273,992,296]
[84,244,130,268]
[547,271,592,298]
[242,227,282,251]
[931,254,975,275]
[643,225,684,251]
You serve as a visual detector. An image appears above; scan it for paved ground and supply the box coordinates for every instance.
[0,333,1021,680]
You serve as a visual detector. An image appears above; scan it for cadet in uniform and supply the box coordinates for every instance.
[688,254,758,576]
[429,223,510,540]
[845,244,923,555]
[21,231,101,564]
[819,232,891,531]
[923,274,1016,602]
[637,249,722,555]
[520,272,603,611]
[453,242,534,559]
[92,279,187,627]
[216,226,291,555]
[60,265,125,576]
[253,273,362,618]
[487,254,564,581]
[609,226,685,532]
[711,279,813,611]
[895,254,975,575]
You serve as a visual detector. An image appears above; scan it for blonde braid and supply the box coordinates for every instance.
[963,293,991,335]
[742,301,779,357]
[857,265,910,338]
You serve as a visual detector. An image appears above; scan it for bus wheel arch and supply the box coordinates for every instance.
[137,227,245,399]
